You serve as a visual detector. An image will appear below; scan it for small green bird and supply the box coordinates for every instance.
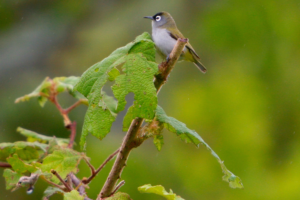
[144,11,206,73]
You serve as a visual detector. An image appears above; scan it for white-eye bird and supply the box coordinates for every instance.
[144,11,206,73]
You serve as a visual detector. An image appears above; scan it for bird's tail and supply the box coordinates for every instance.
[193,59,207,74]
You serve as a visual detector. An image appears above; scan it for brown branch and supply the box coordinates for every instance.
[47,82,79,148]
[67,121,77,148]
[51,169,72,192]
[50,95,72,127]
[98,38,188,199]
[40,175,68,192]
[70,173,92,200]
[83,148,120,185]
[111,180,125,196]
[65,100,83,114]
[0,162,12,168]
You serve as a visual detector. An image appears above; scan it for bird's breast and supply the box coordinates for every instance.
[152,28,178,57]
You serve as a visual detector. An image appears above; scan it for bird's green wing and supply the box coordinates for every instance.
[168,31,200,59]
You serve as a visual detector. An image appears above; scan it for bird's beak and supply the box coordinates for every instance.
[144,16,153,20]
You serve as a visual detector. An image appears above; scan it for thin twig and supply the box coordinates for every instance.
[111,180,125,196]
[65,100,83,114]
[51,169,72,192]
[67,121,77,148]
[40,175,68,192]
[83,156,96,174]
[98,38,188,199]
[67,173,74,190]
[0,162,12,168]
[83,148,120,185]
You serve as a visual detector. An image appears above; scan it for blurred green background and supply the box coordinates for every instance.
[1,0,300,199]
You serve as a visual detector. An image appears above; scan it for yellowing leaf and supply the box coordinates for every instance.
[138,184,184,200]
[7,154,36,174]
[17,127,69,146]
[41,149,82,182]
[106,192,132,200]
[43,186,65,199]
[15,76,86,107]
[64,190,84,200]
[0,141,47,162]
[3,169,22,190]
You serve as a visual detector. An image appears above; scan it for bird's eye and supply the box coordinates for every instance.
[155,16,161,21]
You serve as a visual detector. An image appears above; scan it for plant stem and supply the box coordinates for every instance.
[65,100,83,114]
[98,38,188,199]
[51,169,72,192]
[111,180,125,195]
[40,175,68,191]
[68,121,77,148]
[83,148,120,185]
[0,162,12,168]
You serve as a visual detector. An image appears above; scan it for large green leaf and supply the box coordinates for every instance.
[74,32,157,147]
[155,106,244,189]
[41,149,83,182]
[138,184,184,200]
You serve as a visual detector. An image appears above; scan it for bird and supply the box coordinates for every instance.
[144,11,206,73]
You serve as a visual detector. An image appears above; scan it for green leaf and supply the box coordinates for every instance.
[64,190,84,200]
[138,184,184,200]
[155,106,244,189]
[7,154,36,173]
[44,186,64,199]
[15,76,86,107]
[153,135,164,151]
[0,141,47,162]
[3,169,22,190]
[15,77,51,107]
[55,76,86,100]
[106,192,132,200]
[17,127,69,146]
[74,32,157,147]
[41,149,82,182]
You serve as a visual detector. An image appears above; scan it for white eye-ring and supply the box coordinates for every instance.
[155,16,161,21]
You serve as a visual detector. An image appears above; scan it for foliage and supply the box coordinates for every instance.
[1,32,243,199]
[138,184,184,200]
[74,32,158,147]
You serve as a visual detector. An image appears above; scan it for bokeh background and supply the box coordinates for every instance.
[1,0,300,199]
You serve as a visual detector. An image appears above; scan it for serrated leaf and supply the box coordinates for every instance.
[3,169,23,190]
[7,154,36,173]
[41,149,82,182]
[138,184,184,200]
[64,190,84,200]
[44,186,65,198]
[155,106,244,189]
[0,141,47,162]
[74,32,157,147]
[17,127,69,145]
[113,53,157,130]
[106,192,132,200]
[15,76,86,107]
